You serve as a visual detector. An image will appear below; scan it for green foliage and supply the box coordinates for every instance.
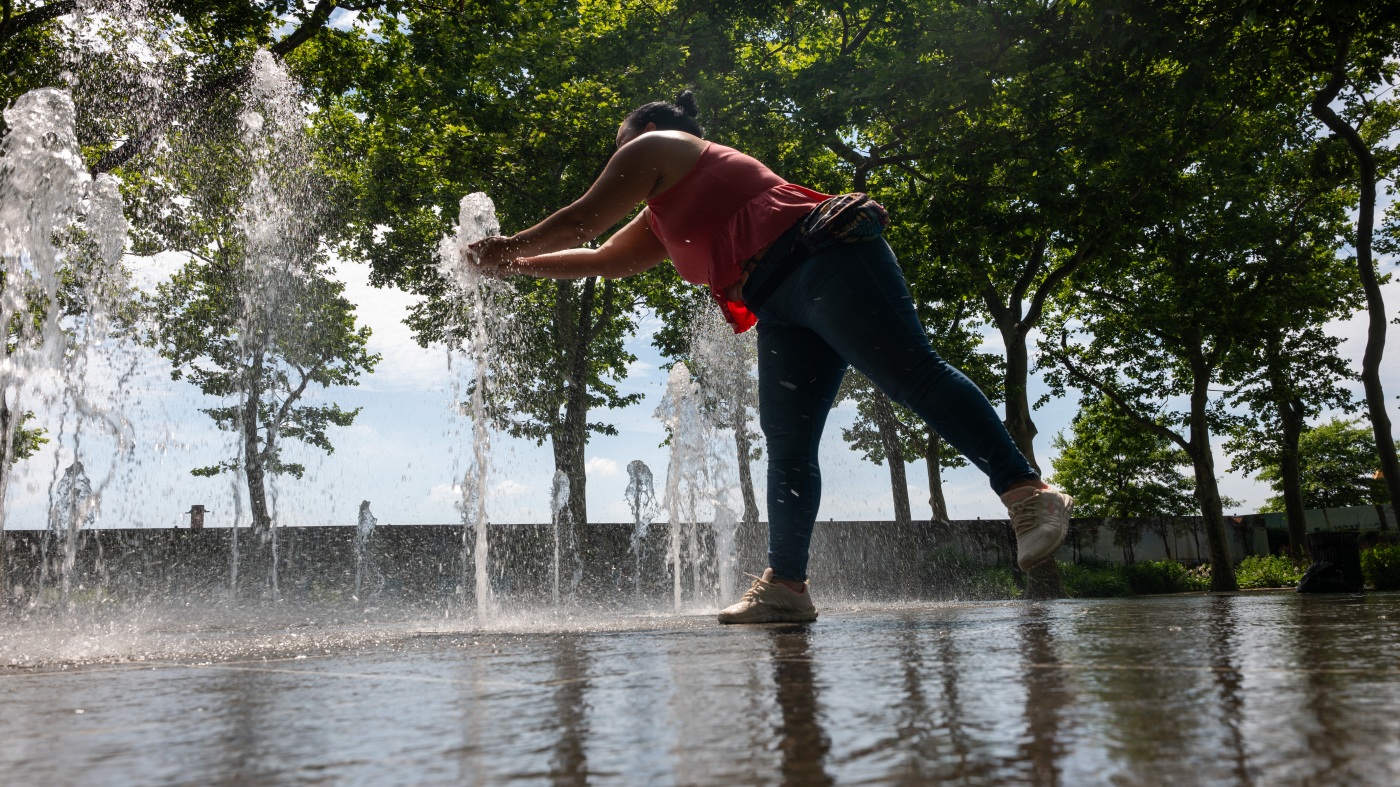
[1049,396,1197,518]
[1120,559,1209,594]
[146,252,379,479]
[966,567,1023,600]
[1059,562,1133,599]
[10,411,48,463]
[920,549,1022,600]
[1235,555,1304,589]
[1258,418,1392,509]
[1059,558,1211,597]
[1361,543,1400,591]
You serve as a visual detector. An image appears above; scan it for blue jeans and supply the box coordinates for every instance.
[742,237,1039,582]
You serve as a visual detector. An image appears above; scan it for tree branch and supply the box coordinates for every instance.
[1006,235,1046,327]
[92,0,351,174]
[272,363,315,433]
[0,0,74,44]
[841,2,886,57]
[1024,241,1095,329]
[1048,331,1191,454]
[270,0,339,58]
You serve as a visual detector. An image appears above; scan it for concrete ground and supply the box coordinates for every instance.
[3,592,1398,785]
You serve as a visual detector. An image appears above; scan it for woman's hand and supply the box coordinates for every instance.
[467,235,520,278]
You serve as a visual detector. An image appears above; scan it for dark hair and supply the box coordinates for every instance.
[624,90,704,138]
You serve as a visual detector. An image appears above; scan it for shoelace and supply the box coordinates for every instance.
[737,573,811,602]
[1007,494,1041,536]
[739,573,767,602]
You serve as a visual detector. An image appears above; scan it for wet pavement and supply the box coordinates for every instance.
[3,592,1399,785]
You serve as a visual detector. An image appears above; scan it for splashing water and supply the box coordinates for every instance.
[656,364,712,610]
[47,462,95,606]
[684,310,759,605]
[0,87,131,603]
[550,470,571,606]
[355,500,378,599]
[625,460,658,600]
[438,192,504,619]
[223,50,327,600]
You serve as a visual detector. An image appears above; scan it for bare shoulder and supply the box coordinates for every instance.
[614,131,707,198]
[615,130,707,168]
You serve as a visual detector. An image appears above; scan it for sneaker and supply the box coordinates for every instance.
[1003,486,1073,571]
[718,571,818,624]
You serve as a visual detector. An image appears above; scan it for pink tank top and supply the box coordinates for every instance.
[647,143,828,331]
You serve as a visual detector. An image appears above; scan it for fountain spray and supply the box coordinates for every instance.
[438,192,503,619]
[625,460,658,601]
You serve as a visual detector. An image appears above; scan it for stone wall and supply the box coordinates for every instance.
[0,515,1271,606]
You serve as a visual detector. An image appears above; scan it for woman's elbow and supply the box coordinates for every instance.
[558,205,616,244]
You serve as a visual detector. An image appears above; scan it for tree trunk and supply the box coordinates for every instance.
[242,351,273,536]
[733,406,760,526]
[1276,395,1308,560]
[999,321,1039,468]
[238,350,276,597]
[872,390,912,526]
[1188,361,1237,592]
[926,428,949,523]
[1310,51,1400,517]
[995,322,1066,598]
[553,278,595,528]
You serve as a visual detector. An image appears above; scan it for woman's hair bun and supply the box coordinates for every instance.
[625,91,705,138]
[675,90,699,117]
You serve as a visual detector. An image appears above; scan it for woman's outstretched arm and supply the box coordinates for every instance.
[494,211,668,280]
[469,133,687,270]
[509,210,666,280]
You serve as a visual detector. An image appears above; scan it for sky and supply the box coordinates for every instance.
[5,241,1396,532]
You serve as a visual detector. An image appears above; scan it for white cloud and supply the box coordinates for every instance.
[625,358,655,378]
[585,456,619,477]
[428,482,460,504]
[328,8,360,31]
[329,257,455,392]
[494,479,529,497]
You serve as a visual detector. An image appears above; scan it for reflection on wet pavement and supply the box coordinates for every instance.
[3,593,1399,785]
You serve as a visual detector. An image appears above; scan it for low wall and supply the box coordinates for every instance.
[0,515,1275,606]
[1062,516,1269,565]
[0,519,969,606]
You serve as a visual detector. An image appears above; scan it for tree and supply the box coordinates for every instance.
[836,373,917,527]
[138,56,379,541]
[148,255,379,536]
[1258,418,1393,511]
[1042,77,1365,590]
[1276,0,1400,514]
[1049,396,1200,562]
[1226,325,1358,557]
[1050,397,1198,520]
[1214,122,1362,559]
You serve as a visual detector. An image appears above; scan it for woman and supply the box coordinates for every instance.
[471,92,1071,624]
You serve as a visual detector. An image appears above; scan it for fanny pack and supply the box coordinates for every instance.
[743,192,888,311]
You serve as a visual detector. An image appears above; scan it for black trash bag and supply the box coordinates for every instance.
[1296,560,1362,593]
